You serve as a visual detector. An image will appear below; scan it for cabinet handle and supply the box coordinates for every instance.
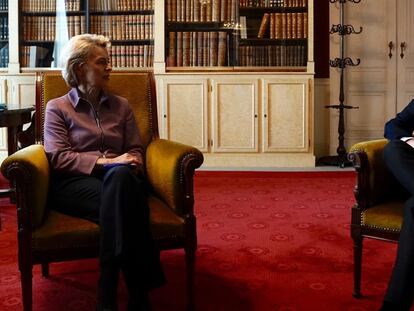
[388,41,393,59]
[254,114,258,118]
[264,114,267,118]
[400,42,406,59]
[163,114,167,118]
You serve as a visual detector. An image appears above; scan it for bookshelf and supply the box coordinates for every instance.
[19,0,154,68]
[165,0,238,68]
[238,0,308,68]
[0,0,7,68]
[164,0,309,70]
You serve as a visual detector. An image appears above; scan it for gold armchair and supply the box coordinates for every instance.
[1,71,204,311]
[348,139,406,298]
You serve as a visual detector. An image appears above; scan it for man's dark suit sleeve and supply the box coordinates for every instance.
[385,99,414,140]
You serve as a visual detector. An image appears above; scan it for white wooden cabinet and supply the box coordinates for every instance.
[157,74,314,168]
[330,0,414,151]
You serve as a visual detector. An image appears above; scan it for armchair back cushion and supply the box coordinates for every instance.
[350,139,404,206]
[36,71,158,147]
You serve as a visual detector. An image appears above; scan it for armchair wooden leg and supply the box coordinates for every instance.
[20,264,33,311]
[353,237,363,298]
[41,263,49,278]
[185,246,196,311]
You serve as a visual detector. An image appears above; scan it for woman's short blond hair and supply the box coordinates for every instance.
[60,34,111,87]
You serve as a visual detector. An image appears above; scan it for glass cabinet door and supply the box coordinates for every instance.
[0,0,8,68]
[165,0,238,69]
[20,0,86,68]
[238,0,308,69]
[165,0,309,71]
[20,0,154,68]
[89,0,154,68]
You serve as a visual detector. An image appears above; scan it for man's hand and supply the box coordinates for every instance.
[406,139,414,148]
[96,153,143,166]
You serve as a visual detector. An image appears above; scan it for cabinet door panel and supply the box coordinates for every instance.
[263,79,309,152]
[211,79,258,153]
[397,0,414,111]
[9,76,35,109]
[160,78,208,152]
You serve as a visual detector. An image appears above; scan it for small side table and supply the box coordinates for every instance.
[0,107,34,229]
[0,107,35,156]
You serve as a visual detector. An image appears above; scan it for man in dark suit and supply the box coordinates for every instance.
[382,99,414,310]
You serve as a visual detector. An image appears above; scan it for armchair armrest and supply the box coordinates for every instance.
[348,138,401,209]
[145,139,204,216]
[1,144,50,228]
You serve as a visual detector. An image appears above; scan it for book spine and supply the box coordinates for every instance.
[194,0,200,22]
[176,31,183,66]
[257,13,270,38]
[212,0,220,22]
[218,31,227,66]
[182,31,190,66]
[210,31,218,66]
[303,12,308,38]
[168,32,177,67]
[286,13,292,39]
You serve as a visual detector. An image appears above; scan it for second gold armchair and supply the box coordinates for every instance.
[348,139,405,298]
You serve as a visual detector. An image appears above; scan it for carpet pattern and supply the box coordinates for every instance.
[0,172,399,310]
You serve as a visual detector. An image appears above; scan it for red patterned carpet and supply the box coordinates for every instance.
[0,171,398,310]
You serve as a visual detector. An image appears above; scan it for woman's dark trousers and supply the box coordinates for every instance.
[50,166,165,309]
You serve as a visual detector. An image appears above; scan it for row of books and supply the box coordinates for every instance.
[0,44,8,67]
[90,15,153,41]
[238,45,306,66]
[108,45,153,67]
[22,14,154,42]
[23,16,86,41]
[0,0,7,11]
[0,17,7,40]
[258,12,308,39]
[168,31,228,67]
[22,0,154,12]
[240,0,307,8]
[89,0,154,11]
[22,0,81,12]
[167,0,238,22]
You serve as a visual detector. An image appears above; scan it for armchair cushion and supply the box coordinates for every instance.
[33,210,99,251]
[32,195,185,252]
[148,195,185,240]
[361,201,404,232]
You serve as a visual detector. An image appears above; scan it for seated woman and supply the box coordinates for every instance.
[43,34,165,311]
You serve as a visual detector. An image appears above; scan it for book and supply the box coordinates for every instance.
[218,31,227,66]
[169,32,177,66]
[240,16,247,39]
[257,13,270,38]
